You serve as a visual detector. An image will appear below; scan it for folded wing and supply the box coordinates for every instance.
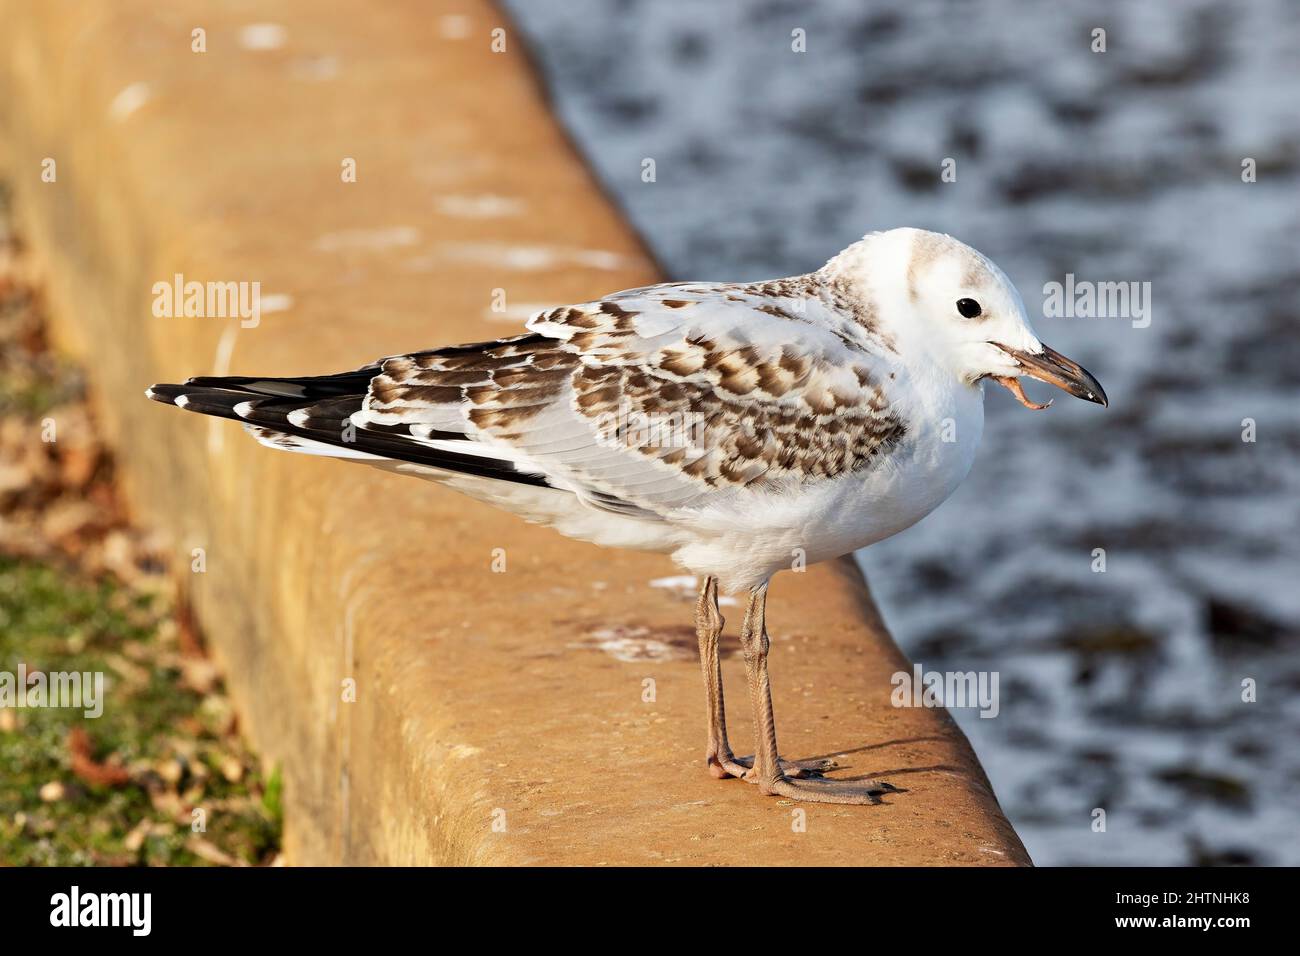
[147,280,909,525]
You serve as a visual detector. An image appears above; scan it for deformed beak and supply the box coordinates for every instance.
[990,342,1108,409]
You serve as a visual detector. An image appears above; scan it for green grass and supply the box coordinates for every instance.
[0,288,83,419]
[0,557,282,865]
[0,352,84,417]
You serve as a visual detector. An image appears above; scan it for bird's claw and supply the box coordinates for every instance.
[712,753,839,780]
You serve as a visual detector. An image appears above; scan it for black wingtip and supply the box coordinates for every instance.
[145,383,186,405]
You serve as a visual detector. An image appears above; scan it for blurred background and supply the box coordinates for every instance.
[504,0,1300,865]
[0,195,281,866]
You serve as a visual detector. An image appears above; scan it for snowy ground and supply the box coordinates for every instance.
[504,0,1300,865]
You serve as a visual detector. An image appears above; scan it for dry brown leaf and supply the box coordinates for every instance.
[58,445,99,489]
[67,726,132,787]
[175,601,207,658]
[186,835,240,867]
[179,657,221,694]
[123,819,152,853]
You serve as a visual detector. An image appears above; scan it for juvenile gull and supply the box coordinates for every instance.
[147,227,1106,805]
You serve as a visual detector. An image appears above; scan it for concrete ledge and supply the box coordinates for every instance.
[0,0,1029,865]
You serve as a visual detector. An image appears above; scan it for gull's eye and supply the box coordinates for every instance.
[956,298,983,319]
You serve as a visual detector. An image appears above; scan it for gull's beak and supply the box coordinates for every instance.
[990,342,1108,410]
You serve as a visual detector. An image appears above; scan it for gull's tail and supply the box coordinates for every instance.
[144,370,550,485]
[146,369,380,459]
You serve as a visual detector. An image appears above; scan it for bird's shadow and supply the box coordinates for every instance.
[788,736,967,796]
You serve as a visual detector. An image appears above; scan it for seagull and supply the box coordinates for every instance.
[147,227,1106,805]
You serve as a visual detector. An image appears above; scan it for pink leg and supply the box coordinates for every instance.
[737,583,898,804]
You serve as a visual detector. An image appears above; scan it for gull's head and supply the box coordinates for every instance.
[833,228,1107,410]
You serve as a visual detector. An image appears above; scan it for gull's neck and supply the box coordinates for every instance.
[818,235,930,363]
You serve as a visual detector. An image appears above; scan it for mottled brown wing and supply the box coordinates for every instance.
[359,282,908,516]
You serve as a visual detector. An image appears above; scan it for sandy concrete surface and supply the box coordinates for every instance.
[0,0,1029,865]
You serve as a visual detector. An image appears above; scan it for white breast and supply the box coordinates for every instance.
[670,381,985,592]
